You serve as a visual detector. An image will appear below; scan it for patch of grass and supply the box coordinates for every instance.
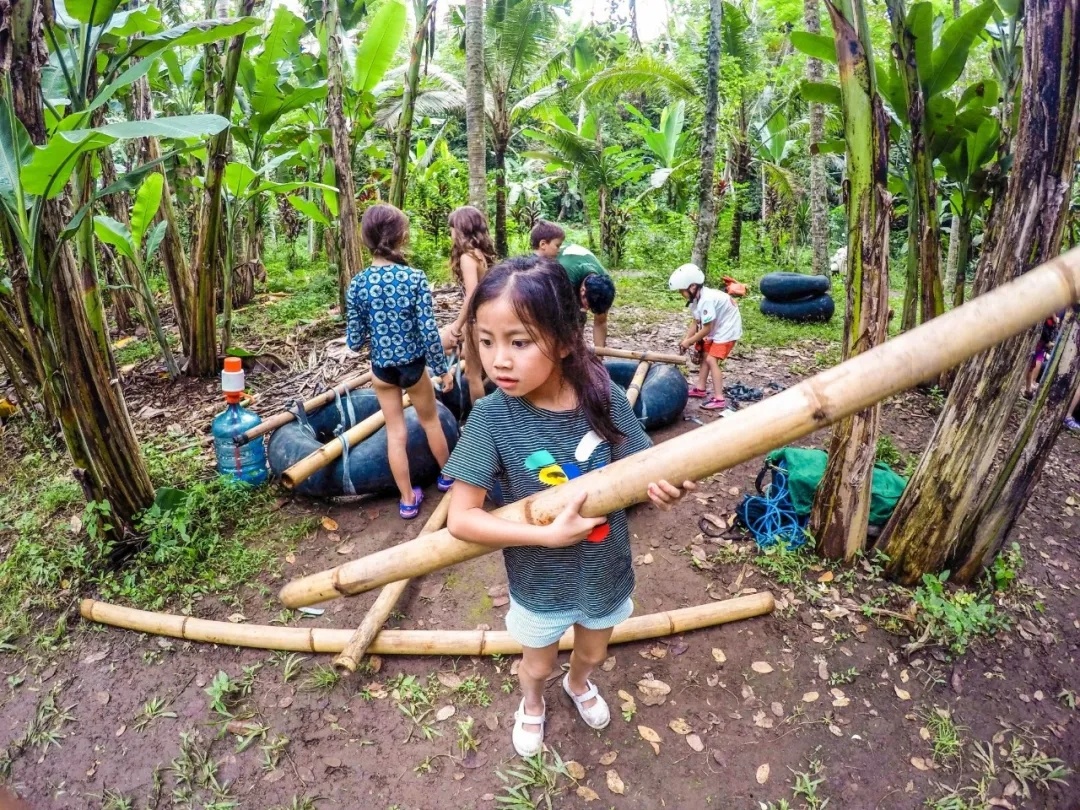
[790,754,830,809]
[114,338,161,367]
[390,673,442,741]
[133,696,177,732]
[270,797,320,810]
[1,685,76,777]
[910,572,1008,655]
[170,729,235,808]
[754,543,819,588]
[875,434,904,471]
[827,667,858,686]
[453,674,493,707]
[495,749,570,810]
[300,664,342,693]
[923,707,964,768]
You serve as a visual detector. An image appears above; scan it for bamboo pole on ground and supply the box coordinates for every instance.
[80,593,774,655]
[332,492,451,673]
[278,248,1080,607]
[236,371,373,446]
[595,347,686,366]
[624,361,651,408]
[281,393,412,489]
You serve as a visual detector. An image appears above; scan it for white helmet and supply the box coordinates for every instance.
[668,263,705,291]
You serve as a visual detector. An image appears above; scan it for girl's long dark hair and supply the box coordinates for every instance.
[465,256,623,445]
[448,206,498,285]
[361,203,408,265]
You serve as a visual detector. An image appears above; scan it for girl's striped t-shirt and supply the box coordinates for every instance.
[442,384,651,618]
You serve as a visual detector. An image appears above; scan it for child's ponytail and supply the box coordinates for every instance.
[465,256,623,445]
[361,203,409,265]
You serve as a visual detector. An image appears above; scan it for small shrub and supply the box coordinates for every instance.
[911,572,1008,655]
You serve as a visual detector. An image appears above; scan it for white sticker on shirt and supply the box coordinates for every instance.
[574,430,604,462]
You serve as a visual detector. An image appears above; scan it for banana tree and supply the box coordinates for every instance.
[218,160,337,353]
[92,174,179,377]
[795,0,995,329]
[389,0,437,209]
[624,101,692,211]
[750,110,802,261]
[524,105,648,265]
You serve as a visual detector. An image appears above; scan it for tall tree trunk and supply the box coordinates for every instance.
[690,0,722,272]
[6,0,154,544]
[389,0,434,210]
[943,208,960,295]
[951,209,971,308]
[809,0,892,562]
[130,74,195,354]
[465,0,487,211]
[0,219,51,414]
[493,136,508,257]
[954,311,1080,581]
[806,0,829,275]
[188,0,257,376]
[325,0,363,309]
[629,0,640,47]
[727,107,750,262]
[888,0,943,328]
[879,0,1080,583]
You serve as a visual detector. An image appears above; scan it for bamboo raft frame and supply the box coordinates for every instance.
[332,492,451,672]
[595,346,686,366]
[235,371,373,446]
[80,593,774,655]
[279,247,1080,608]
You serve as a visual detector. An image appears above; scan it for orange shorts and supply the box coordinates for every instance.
[703,339,736,360]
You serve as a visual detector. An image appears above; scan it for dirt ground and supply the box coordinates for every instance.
[2,305,1079,810]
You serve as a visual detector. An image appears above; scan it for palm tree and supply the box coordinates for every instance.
[465,0,487,209]
[804,0,829,274]
[483,0,562,256]
[690,0,722,271]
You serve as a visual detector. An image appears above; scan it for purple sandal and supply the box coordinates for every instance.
[399,486,424,520]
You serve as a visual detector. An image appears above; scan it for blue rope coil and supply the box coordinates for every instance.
[741,464,808,551]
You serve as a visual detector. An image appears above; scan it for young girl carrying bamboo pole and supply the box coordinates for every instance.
[441,206,499,404]
[346,204,455,520]
[442,256,694,756]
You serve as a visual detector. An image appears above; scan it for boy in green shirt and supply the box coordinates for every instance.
[531,221,616,348]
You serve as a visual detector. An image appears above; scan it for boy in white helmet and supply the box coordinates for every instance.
[668,263,742,410]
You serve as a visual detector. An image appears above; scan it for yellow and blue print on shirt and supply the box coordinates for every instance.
[523,431,610,543]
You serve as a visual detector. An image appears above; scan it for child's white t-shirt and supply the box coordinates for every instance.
[691,286,743,343]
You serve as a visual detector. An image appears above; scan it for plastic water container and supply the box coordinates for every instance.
[212,357,268,485]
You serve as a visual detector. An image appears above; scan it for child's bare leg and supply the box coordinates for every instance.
[705,355,723,399]
[696,356,710,391]
[518,643,559,731]
[566,625,615,710]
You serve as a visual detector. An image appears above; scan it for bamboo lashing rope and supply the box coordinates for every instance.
[332,492,452,673]
[80,593,774,655]
[280,393,412,489]
[278,247,1080,608]
[595,346,687,366]
[235,371,373,446]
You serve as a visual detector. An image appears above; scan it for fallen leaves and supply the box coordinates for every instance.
[910,756,930,771]
[894,685,912,701]
[601,656,617,672]
[636,678,671,706]
[637,725,661,754]
[336,543,355,555]
[750,661,774,674]
[435,705,456,721]
[565,761,586,780]
[756,763,770,784]
[419,581,444,600]
[227,613,246,624]
[321,517,338,531]
[634,553,654,566]
[437,672,463,690]
[606,769,625,795]
[576,786,600,802]
[802,691,820,703]
[599,751,618,766]
[668,718,692,735]
[711,648,727,664]
[82,649,108,664]
[686,733,704,752]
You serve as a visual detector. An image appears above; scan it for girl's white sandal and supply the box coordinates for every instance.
[562,674,610,730]
[512,698,546,757]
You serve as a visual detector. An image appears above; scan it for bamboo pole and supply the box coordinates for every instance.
[80,593,774,655]
[235,371,373,446]
[279,248,1080,607]
[624,361,651,408]
[332,492,452,673]
[595,347,687,366]
[281,393,412,489]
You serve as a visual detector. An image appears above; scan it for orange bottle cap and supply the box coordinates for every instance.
[223,357,243,373]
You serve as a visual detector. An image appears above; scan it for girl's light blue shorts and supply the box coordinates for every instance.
[505,596,635,649]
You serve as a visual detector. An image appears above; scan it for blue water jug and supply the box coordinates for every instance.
[212,357,268,485]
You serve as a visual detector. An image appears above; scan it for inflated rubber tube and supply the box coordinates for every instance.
[603,358,688,430]
[267,390,459,497]
[759,293,835,323]
[760,272,831,302]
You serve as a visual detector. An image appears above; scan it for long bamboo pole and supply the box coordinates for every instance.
[332,492,451,673]
[624,360,651,408]
[235,371,373,446]
[595,347,687,366]
[279,248,1080,607]
[80,593,774,655]
[281,393,412,489]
